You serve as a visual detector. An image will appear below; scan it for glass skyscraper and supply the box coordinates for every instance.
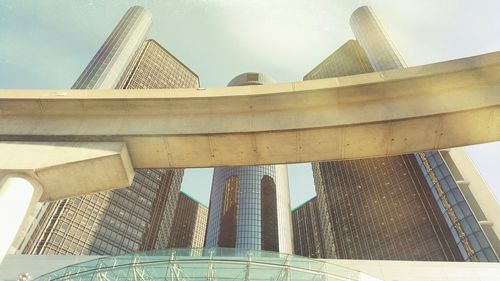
[117,39,199,89]
[205,73,294,254]
[311,155,462,261]
[304,40,373,79]
[168,192,208,249]
[18,6,199,255]
[351,6,498,262]
[292,197,325,258]
[304,6,499,262]
[72,6,152,89]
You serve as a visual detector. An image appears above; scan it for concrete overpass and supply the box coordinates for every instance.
[1,50,500,260]
[2,51,500,171]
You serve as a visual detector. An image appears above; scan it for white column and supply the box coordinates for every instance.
[0,176,42,264]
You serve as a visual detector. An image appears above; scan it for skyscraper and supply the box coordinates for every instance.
[304,40,373,79]
[351,5,499,262]
[19,6,199,255]
[168,192,208,248]
[292,197,325,258]
[117,39,199,90]
[72,6,152,89]
[306,6,499,262]
[312,155,463,261]
[205,73,293,254]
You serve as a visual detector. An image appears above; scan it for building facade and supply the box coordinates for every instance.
[311,156,462,261]
[350,6,499,262]
[117,39,199,89]
[72,6,152,89]
[205,73,293,254]
[304,40,373,79]
[305,6,499,262]
[19,6,199,256]
[168,192,208,249]
[292,197,325,258]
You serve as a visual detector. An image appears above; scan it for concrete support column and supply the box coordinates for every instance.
[0,176,42,264]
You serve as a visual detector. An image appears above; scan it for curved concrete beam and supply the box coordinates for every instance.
[0,51,499,168]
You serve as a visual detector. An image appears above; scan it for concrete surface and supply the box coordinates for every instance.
[444,148,500,257]
[1,51,499,169]
[0,177,41,264]
[330,259,500,281]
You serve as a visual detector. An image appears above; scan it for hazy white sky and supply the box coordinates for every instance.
[1,0,499,207]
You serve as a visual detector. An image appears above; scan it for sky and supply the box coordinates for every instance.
[1,0,499,208]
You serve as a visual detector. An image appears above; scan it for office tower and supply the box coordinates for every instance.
[72,6,152,89]
[350,7,500,257]
[292,197,325,258]
[351,5,499,262]
[205,73,294,254]
[312,156,463,261]
[304,40,373,79]
[118,39,198,251]
[19,6,199,255]
[117,39,199,89]
[167,192,208,248]
[350,6,406,72]
[306,6,499,262]
[7,6,153,255]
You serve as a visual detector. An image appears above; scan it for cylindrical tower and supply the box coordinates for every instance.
[72,6,152,89]
[350,6,407,71]
[205,73,293,254]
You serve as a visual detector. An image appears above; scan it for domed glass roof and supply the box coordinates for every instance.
[35,248,378,281]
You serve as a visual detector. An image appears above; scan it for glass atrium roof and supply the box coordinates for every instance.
[35,248,379,281]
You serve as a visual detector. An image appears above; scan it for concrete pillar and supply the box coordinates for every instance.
[0,176,42,264]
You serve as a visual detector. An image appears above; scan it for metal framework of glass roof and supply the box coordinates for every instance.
[35,248,379,281]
